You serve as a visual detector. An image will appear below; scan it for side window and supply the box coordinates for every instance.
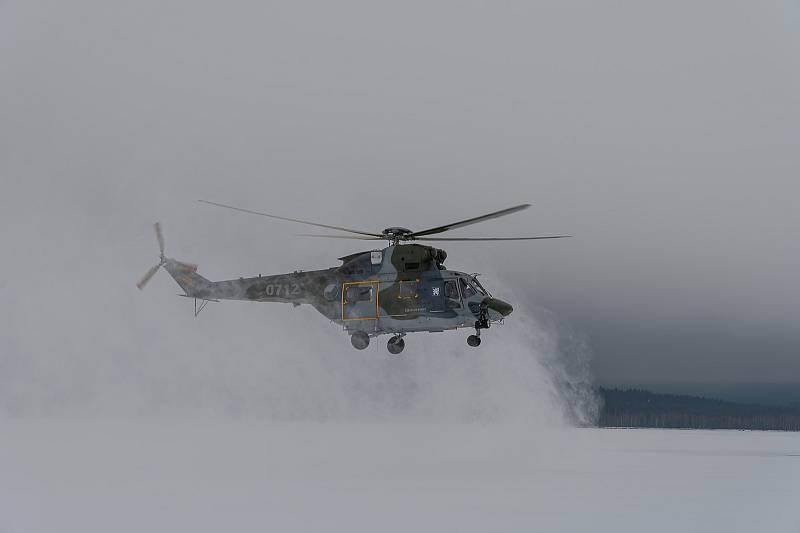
[345,284,372,303]
[398,281,418,299]
[444,280,461,308]
[460,277,477,298]
[444,280,459,299]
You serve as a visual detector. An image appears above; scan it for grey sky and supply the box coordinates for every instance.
[1,0,798,398]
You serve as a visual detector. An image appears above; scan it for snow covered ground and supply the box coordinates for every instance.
[1,421,797,533]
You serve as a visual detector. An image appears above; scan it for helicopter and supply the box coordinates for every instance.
[137,201,569,354]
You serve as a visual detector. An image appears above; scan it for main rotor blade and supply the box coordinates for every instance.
[297,234,383,240]
[415,235,571,241]
[154,222,165,257]
[199,200,383,238]
[136,264,161,290]
[409,204,531,238]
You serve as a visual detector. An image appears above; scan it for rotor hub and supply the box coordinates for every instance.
[381,227,413,242]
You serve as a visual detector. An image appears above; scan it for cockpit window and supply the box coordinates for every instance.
[471,276,489,296]
[444,280,459,299]
[459,277,477,298]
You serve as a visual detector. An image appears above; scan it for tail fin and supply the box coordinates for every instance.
[137,223,215,300]
[163,259,213,297]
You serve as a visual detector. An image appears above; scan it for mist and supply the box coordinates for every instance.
[0,216,596,423]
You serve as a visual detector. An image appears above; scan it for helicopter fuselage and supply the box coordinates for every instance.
[162,243,513,343]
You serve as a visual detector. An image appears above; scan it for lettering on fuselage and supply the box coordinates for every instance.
[263,283,301,297]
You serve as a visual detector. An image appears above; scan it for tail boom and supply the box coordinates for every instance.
[163,260,330,308]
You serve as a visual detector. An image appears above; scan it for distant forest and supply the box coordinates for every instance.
[598,388,800,431]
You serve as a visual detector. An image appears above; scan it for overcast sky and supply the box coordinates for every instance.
[1,0,798,407]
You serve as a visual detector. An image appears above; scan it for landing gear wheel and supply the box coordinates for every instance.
[467,334,481,347]
[351,331,370,350]
[387,335,405,355]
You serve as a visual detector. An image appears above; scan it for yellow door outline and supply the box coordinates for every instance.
[341,281,379,321]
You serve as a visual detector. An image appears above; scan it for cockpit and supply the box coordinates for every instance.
[458,275,488,300]
[455,273,512,318]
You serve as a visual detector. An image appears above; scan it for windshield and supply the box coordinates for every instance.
[471,276,489,296]
[459,277,477,298]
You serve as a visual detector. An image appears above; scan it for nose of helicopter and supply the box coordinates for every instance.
[484,297,513,317]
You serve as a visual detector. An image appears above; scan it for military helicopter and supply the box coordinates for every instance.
[137,201,568,354]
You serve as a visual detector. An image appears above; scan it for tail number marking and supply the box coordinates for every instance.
[264,283,302,297]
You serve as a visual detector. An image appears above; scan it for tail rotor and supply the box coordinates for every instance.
[137,222,166,290]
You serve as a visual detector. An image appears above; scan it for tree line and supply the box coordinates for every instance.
[598,388,800,431]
